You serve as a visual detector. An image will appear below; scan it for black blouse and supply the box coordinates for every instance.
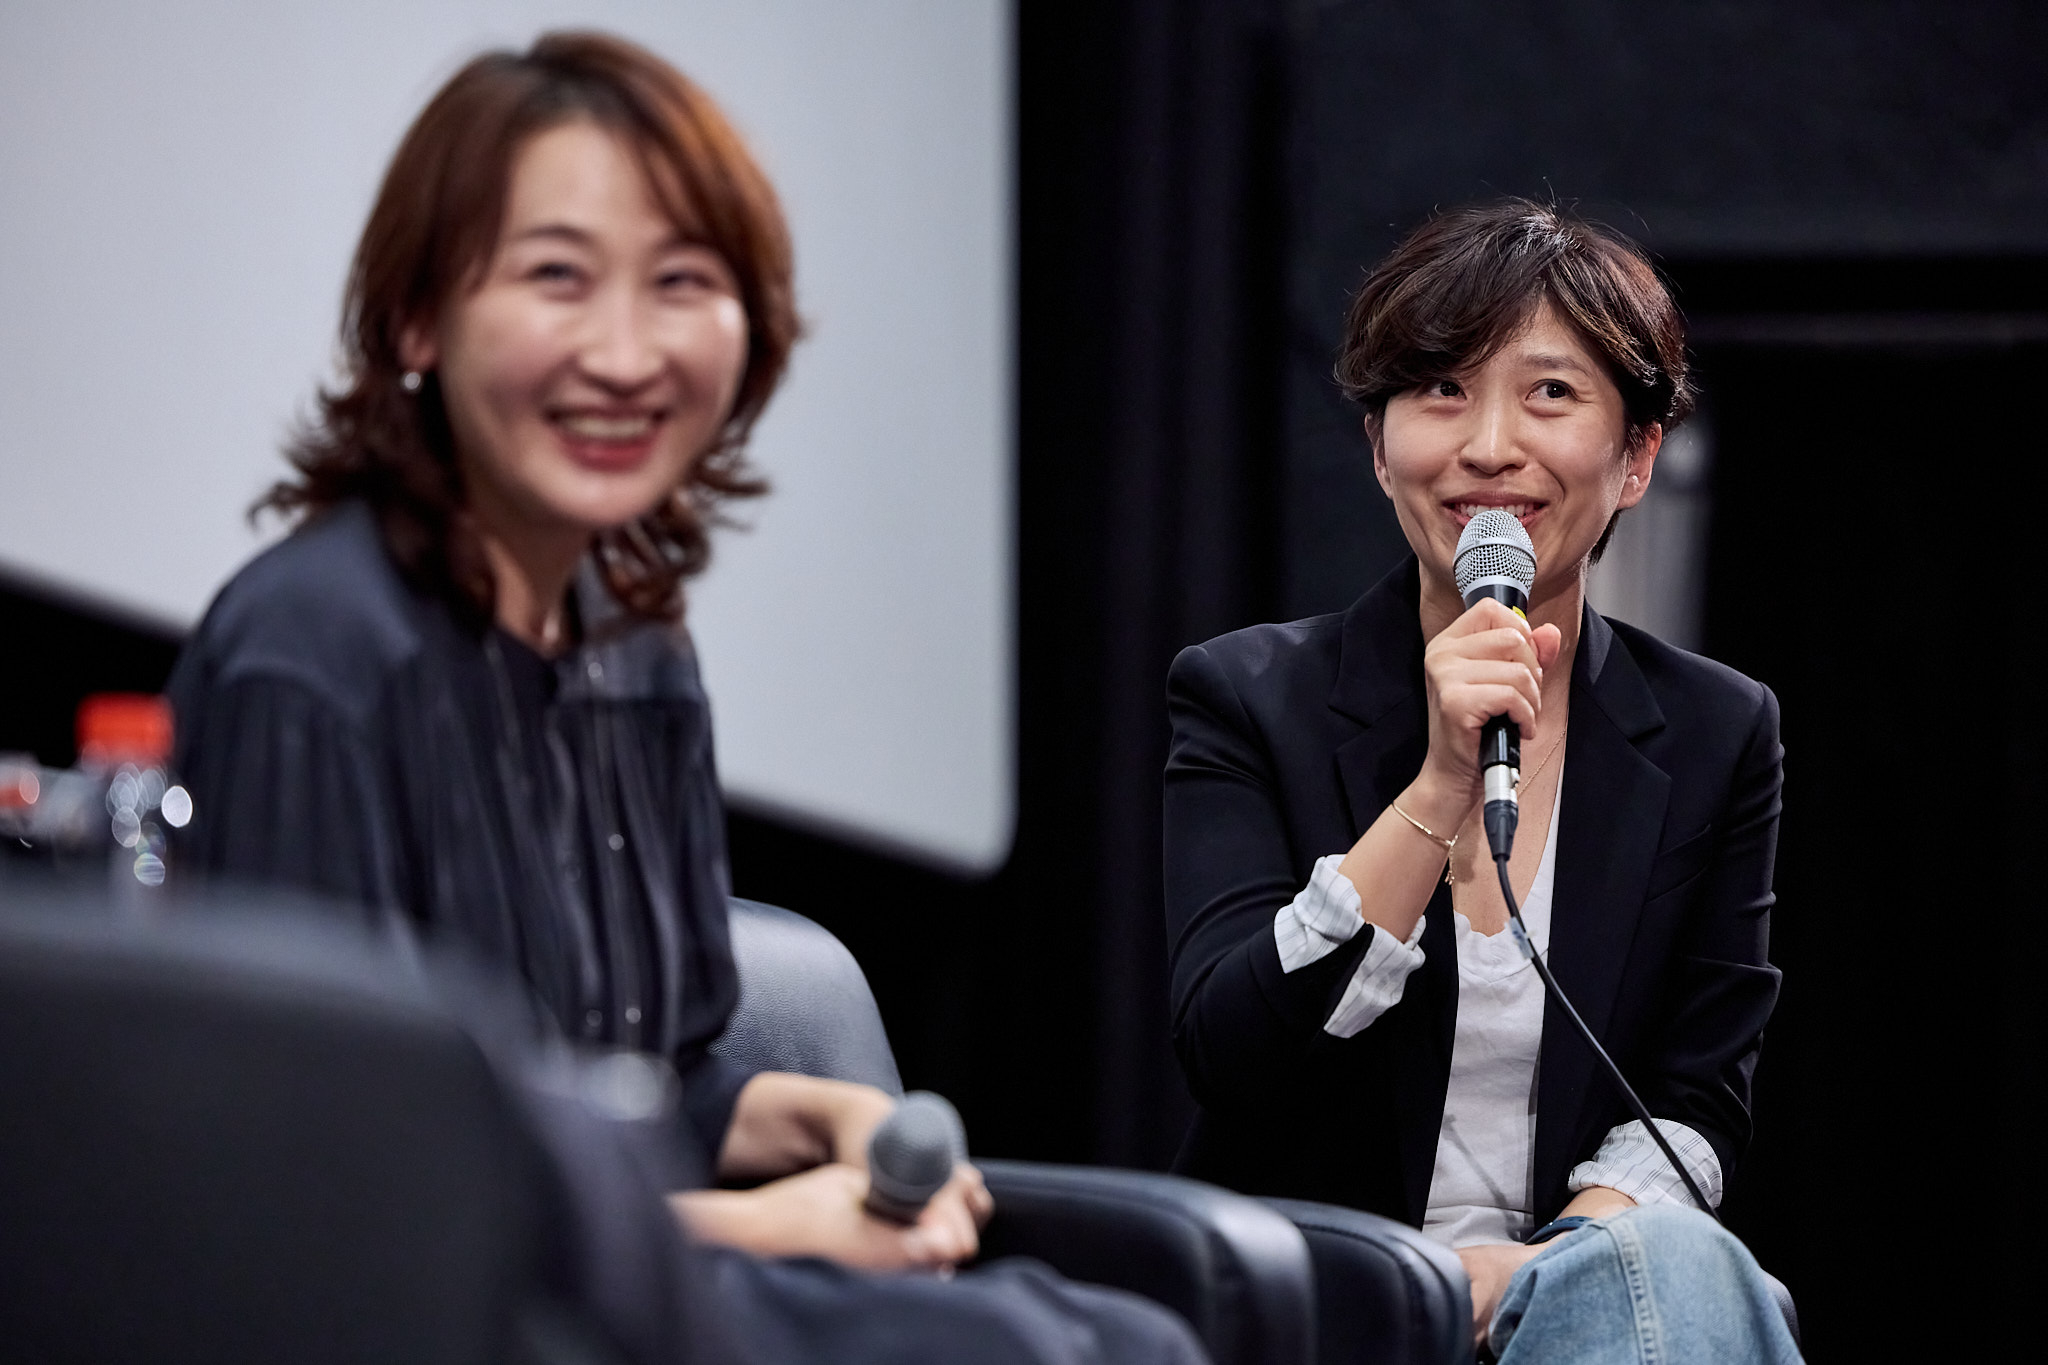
[168,501,753,1168]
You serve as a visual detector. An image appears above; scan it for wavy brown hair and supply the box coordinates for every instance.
[264,31,799,623]
[1335,200,1692,559]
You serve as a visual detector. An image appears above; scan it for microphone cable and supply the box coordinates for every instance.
[1494,852,1720,1223]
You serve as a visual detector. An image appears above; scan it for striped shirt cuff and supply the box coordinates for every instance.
[1568,1118,1724,1211]
[1272,854,1427,1038]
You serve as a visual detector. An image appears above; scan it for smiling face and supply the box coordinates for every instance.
[1372,297,1661,613]
[403,119,751,556]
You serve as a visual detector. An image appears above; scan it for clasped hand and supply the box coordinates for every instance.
[671,1072,993,1272]
[680,1159,992,1271]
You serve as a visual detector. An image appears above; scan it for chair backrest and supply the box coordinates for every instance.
[1260,1197,1471,1365]
[710,898,903,1095]
[980,1160,1316,1365]
[0,893,585,1365]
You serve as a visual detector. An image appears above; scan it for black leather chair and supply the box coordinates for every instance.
[0,891,624,1365]
[0,885,1320,1365]
[716,897,1470,1365]
[975,1160,1315,1365]
[1260,1199,1470,1365]
[716,899,1316,1365]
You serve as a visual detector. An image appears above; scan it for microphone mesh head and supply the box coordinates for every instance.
[867,1091,967,1209]
[1453,509,1537,598]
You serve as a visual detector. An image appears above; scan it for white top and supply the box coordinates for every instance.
[1271,771,1725,1248]
[1422,785,1559,1247]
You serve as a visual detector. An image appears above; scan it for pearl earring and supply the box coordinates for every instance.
[401,370,423,393]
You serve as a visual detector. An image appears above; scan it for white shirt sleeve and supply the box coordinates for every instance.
[1568,1118,1725,1211]
[1272,853,1427,1038]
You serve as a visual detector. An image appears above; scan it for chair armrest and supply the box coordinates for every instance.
[976,1159,1314,1365]
[1259,1197,1472,1365]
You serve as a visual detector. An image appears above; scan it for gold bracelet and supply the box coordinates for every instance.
[1387,802,1454,850]
[1388,802,1459,886]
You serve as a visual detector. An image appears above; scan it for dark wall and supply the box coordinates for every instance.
[1695,332,2041,1360]
[1282,0,2048,616]
[0,574,181,766]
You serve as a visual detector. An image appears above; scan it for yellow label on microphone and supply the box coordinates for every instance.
[1512,607,1527,620]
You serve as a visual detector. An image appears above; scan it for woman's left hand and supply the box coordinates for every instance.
[672,1159,993,1271]
[716,1072,899,1182]
[696,1071,995,1269]
[1458,1242,1543,1348]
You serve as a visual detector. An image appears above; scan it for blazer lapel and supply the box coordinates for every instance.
[1329,558,1428,831]
[1329,558,1458,1224]
[1533,608,1670,1212]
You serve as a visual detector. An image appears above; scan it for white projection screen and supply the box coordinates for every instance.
[0,2,1014,872]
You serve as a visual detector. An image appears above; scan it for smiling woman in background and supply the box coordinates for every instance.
[168,33,1214,1364]
[167,28,984,1276]
[1163,201,1801,1361]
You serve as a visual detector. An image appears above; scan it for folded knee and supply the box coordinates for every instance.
[1610,1201,1747,1262]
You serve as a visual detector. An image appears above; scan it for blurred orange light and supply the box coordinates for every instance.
[77,694,174,767]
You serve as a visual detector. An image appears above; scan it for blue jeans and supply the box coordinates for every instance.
[1490,1205,1804,1364]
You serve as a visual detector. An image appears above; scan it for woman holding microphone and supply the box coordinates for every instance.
[170,30,970,1269]
[1164,201,1800,1360]
[170,32,1200,1363]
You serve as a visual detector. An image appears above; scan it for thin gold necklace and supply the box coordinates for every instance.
[1446,723,1567,887]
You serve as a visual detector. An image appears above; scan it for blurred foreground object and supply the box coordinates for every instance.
[0,887,1216,1365]
[0,884,694,1365]
[0,693,191,892]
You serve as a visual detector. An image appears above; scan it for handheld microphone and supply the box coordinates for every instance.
[1453,509,1539,860]
[863,1091,968,1223]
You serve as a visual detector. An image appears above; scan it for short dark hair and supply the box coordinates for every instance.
[264,31,800,624]
[1334,199,1693,453]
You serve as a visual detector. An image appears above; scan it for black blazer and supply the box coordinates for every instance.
[1163,559,1782,1225]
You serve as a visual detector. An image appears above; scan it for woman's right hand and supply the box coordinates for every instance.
[1458,1241,1544,1349]
[670,1161,991,1271]
[1411,599,1563,826]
